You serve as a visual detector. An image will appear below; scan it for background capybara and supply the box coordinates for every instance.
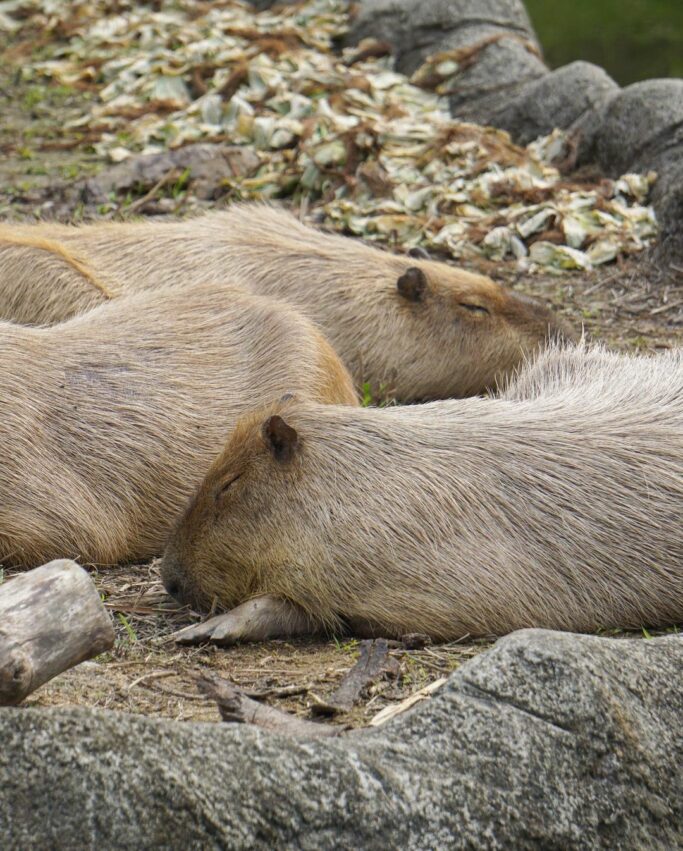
[0,233,115,325]
[161,343,683,642]
[0,281,356,567]
[0,206,573,400]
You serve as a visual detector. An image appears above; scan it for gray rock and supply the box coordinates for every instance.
[1,629,681,849]
[592,79,683,264]
[489,61,620,149]
[595,79,683,177]
[343,0,541,74]
[445,37,548,125]
[650,157,683,264]
[78,143,261,205]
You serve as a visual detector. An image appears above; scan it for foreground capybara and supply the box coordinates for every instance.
[0,206,573,399]
[161,343,683,642]
[0,282,356,567]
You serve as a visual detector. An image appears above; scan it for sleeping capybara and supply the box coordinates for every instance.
[0,282,356,567]
[0,232,115,325]
[0,206,573,400]
[160,343,683,642]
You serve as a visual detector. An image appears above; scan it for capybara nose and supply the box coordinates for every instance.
[160,556,188,603]
[164,578,182,599]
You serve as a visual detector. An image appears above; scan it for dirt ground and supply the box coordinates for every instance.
[1,61,681,730]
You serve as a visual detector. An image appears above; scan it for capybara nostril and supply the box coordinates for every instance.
[164,579,181,599]
[160,555,187,603]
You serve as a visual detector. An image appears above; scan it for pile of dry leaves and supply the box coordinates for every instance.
[2,0,658,271]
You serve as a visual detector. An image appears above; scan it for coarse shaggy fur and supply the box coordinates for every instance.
[0,205,573,400]
[161,343,683,640]
[0,281,356,567]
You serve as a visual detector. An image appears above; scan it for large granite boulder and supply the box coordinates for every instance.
[594,79,683,176]
[492,60,620,149]
[1,629,681,848]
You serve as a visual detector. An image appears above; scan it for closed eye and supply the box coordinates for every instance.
[216,474,242,500]
[459,302,490,315]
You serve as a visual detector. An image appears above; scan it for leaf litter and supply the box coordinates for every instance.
[1,0,658,273]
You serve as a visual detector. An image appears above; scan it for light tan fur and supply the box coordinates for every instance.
[161,343,683,641]
[0,281,356,568]
[0,206,573,400]
[0,230,117,324]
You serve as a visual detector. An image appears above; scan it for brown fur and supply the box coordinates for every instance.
[161,343,683,641]
[0,281,356,568]
[0,206,574,400]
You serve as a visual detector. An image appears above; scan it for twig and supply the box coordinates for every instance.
[127,670,175,692]
[197,673,343,737]
[651,300,683,316]
[123,168,181,216]
[141,680,208,701]
[244,683,311,700]
[311,639,399,716]
[369,677,448,727]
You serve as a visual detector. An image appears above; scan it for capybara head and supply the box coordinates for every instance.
[371,256,576,400]
[161,400,329,613]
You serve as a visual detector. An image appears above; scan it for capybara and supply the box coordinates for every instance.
[0,282,356,567]
[0,206,573,400]
[160,343,683,642]
[0,232,114,325]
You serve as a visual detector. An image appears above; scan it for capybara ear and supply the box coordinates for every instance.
[408,246,430,260]
[263,415,299,463]
[396,267,428,302]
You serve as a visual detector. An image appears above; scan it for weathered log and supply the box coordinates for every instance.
[0,560,114,706]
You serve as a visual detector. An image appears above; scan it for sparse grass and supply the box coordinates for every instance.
[117,612,138,644]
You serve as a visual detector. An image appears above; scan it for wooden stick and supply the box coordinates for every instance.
[368,678,448,727]
[0,560,115,706]
[311,638,399,716]
[197,674,344,738]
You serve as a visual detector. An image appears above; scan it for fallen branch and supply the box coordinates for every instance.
[311,638,399,716]
[198,674,343,738]
[122,168,182,216]
[0,560,115,706]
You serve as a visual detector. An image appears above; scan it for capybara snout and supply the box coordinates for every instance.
[160,549,193,608]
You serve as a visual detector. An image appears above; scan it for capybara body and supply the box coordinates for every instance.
[0,282,356,567]
[0,233,115,325]
[161,344,683,640]
[0,207,573,399]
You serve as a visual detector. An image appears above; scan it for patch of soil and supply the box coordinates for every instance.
[5,563,490,728]
[0,68,105,217]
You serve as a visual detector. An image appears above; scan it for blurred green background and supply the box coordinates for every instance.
[525,0,683,85]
